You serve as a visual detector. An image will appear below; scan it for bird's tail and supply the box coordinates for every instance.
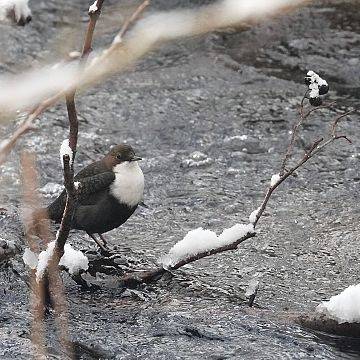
[30,194,65,230]
[45,194,66,223]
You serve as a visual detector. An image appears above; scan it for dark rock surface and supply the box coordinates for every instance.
[0,0,359,359]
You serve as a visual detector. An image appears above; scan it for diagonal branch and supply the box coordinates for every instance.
[116,0,150,43]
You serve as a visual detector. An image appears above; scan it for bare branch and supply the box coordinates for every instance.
[331,109,355,137]
[0,0,309,163]
[253,108,355,227]
[20,152,47,359]
[116,103,354,288]
[116,0,150,43]
[20,152,74,359]
[83,0,106,57]
[280,90,336,176]
[53,154,77,257]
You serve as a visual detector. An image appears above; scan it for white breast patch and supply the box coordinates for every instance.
[110,162,144,207]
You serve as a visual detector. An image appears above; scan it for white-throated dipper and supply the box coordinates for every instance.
[46,144,144,253]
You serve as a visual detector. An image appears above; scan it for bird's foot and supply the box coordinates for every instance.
[99,247,113,257]
[98,233,108,246]
[87,232,113,257]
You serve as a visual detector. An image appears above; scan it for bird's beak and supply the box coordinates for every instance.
[130,155,142,162]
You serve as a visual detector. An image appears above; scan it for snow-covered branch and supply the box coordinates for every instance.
[112,74,354,289]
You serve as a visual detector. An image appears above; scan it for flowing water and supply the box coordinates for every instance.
[0,0,359,358]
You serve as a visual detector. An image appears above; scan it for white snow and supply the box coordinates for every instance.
[112,35,122,45]
[307,70,328,87]
[88,1,98,13]
[59,139,73,167]
[270,173,281,187]
[306,70,328,98]
[59,243,89,275]
[249,206,261,224]
[0,0,31,23]
[36,241,56,281]
[161,223,255,269]
[32,241,89,281]
[224,135,248,142]
[309,82,319,98]
[245,278,259,297]
[39,182,63,198]
[22,248,38,269]
[74,181,81,190]
[68,51,81,59]
[316,284,360,324]
[181,151,213,168]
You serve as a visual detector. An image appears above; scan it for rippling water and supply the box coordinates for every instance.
[0,0,359,359]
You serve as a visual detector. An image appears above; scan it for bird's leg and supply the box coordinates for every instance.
[86,232,111,256]
[98,233,108,247]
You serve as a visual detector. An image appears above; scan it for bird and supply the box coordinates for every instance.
[45,144,144,254]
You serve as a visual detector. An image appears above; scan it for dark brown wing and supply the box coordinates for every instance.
[47,161,115,221]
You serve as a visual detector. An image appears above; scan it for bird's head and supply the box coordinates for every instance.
[105,144,142,168]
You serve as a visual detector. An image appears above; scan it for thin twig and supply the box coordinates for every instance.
[53,155,77,257]
[83,0,106,57]
[20,152,47,359]
[0,0,308,164]
[0,92,62,165]
[0,0,107,166]
[280,90,336,176]
[253,109,354,227]
[116,0,150,42]
[21,152,74,359]
[116,105,354,287]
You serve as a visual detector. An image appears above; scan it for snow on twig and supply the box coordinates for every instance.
[161,224,255,269]
[23,242,89,280]
[59,139,73,168]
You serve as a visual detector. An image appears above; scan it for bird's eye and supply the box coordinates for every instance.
[116,154,122,160]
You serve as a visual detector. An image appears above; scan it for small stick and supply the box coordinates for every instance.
[116,0,150,43]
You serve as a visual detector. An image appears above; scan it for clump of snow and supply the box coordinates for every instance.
[224,134,248,142]
[32,241,89,281]
[249,206,261,224]
[270,173,281,187]
[309,82,319,98]
[245,278,259,298]
[307,70,328,87]
[59,243,89,275]
[316,284,360,324]
[181,151,213,168]
[112,35,122,45]
[88,1,98,13]
[305,70,328,99]
[39,182,63,198]
[0,0,31,24]
[59,139,73,167]
[36,241,55,281]
[161,223,255,269]
[23,248,38,269]
[68,51,81,59]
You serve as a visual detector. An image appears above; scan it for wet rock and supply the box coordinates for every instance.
[0,0,359,359]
